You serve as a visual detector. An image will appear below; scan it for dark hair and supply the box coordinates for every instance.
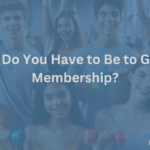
[0,0,29,19]
[93,0,124,17]
[118,56,150,105]
[54,10,85,49]
[32,70,86,127]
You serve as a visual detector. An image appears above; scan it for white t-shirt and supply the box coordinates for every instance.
[67,41,140,128]
[0,40,49,129]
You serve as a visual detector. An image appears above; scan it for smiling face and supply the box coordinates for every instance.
[0,10,27,40]
[43,83,72,119]
[57,17,75,42]
[129,65,150,101]
[95,4,123,37]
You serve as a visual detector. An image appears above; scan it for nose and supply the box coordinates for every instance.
[53,97,61,105]
[106,14,113,22]
[62,26,67,31]
[10,19,16,26]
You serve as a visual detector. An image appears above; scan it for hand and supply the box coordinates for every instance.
[115,65,130,85]
[95,128,113,150]
[42,0,52,7]
[0,126,12,147]
[73,4,77,9]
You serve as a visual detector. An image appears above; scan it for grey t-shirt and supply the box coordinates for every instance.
[0,40,48,129]
[67,41,140,128]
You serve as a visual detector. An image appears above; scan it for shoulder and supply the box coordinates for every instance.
[25,124,39,142]
[25,124,39,134]
[121,43,140,58]
[95,108,115,132]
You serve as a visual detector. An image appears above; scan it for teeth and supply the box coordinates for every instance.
[139,88,150,94]
[52,107,64,112]
[9,29,18,31]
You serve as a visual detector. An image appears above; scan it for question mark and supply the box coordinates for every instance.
[112,73,119,82]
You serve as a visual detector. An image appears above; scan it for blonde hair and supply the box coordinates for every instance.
[0,0,29,19]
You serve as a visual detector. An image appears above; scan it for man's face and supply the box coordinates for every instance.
[95,4,123,37]
[0,10,27,40]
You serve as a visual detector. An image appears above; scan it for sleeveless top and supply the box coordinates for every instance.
[107,109,150,150]
[33,126,83,150]
[0,104,16,150]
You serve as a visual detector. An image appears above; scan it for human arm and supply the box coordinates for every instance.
[94,109,114,150]
[136,0,150,40]
[42,0,55,56]
[24,124,38,150]
[86,22,93,44]
[73,4,77,14]
[59,0,68,13]
[0,109,17,150]
[33,24,41,38]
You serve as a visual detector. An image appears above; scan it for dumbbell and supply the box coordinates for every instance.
[86,82,99,94]
[101,68,114,76]
[84,129,125,146]
[101,66,132,76]
[10,130,26,145]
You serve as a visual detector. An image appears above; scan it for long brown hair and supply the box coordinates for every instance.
[54,10,85,49]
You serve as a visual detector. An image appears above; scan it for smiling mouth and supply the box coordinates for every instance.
[104,25,115,30]
[52,106,64,113]
[9,28,19,33]
[61,33,69,39]
[138,87,150,94]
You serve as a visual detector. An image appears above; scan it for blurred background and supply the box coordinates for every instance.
[0,0,150,53]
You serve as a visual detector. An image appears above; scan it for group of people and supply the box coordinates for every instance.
[0,0,150,150]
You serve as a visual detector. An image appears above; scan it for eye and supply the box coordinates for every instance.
[112,12,119,17]
[59,93,67,99]
[100,12,107,17]
[45,96,53,101]
[66,23,71,27]
[14,17,21,21]
[4,17,10,21]
[139,73,145,79]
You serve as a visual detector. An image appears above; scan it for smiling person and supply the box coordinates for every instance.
[42,0,85,72]
[0,0,48,129]
[67,0,140,128]
[95,57,150,150]
[24,71,90,150]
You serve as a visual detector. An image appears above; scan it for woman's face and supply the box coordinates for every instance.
[129,65,150,101]
[43,83,72,119]
[57,17,75,42]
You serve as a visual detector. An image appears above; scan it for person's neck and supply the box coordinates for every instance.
[47,115,71,131]
[124,91,147,115]
[97,33,120,48]
[61,39,76,51]
[4,36,29,51]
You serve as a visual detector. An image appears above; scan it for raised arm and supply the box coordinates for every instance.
[136,0,150,40]
[42,0,55,56]
[28,27,35,40]
[86,22,93,44]
[33,24,41,37]
[73,5,77,14]
[59,0,68,13]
